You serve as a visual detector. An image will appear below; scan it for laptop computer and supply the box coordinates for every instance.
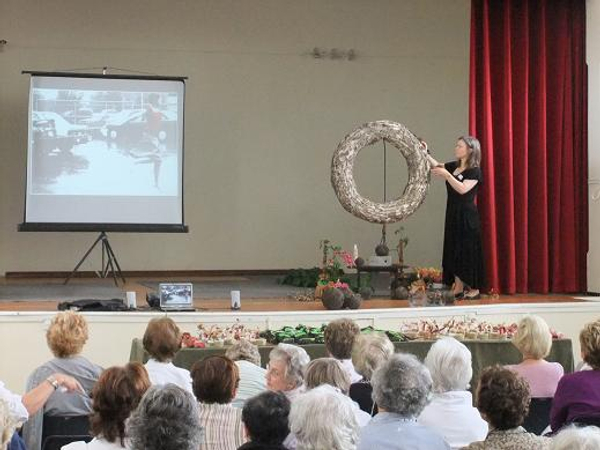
[159,283,195,311]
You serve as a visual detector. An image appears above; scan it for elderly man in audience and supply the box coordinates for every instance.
[265,344,310,402]
[289,384,360,450]
[551,319,600,431]
[349,332,394,415]
[418,337,487,449]
[23,311,103,450]
[324,318,362,383]
[191,355,247,449]
[358,353,449,450]
[238,391,291,450]
[127,384,203,450]
[464,365,550,449]
[506,315,564,398]
[550,425,600,449]
[304,358,370,427]
[63,362,151,450]
[142,317,193,393]
[225,340,267,408]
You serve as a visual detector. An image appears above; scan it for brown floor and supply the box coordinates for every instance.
[0,276,584,312]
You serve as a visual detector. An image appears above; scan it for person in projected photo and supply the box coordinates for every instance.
[421,136,484,300]
[132,95,163,189]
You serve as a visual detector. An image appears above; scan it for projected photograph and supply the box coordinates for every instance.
[30,89,180,196]
[160,283,193,306]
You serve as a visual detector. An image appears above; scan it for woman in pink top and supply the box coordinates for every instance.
[506,315,564,398]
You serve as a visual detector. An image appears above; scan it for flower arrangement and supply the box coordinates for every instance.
[416,267,443,284]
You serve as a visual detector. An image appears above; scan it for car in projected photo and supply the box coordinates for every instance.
[104,109,177,150]
[32,111,92,154]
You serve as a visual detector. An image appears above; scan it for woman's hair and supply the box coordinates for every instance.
[90,362,151,446]
[512,315,552,360]
[289,384,359,450]
[476,365,530,430]
[424,337,473,393]
[0,399,19,449]
[127,384,203,450]
[324,318,361,360]
[242,391,291,445]
[371,353,432,418]
[142,317,182,362]
[458,135,481,169]
[304,358,351,395]
[351,333,394,381]
[268,343,310,389]
[225,339,261,366]
[580,319,600,370]
[551,425,600,450]
[190,355,239,404]
[46,311,89,358]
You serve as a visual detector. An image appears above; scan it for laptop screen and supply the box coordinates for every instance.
[159,283,193,309]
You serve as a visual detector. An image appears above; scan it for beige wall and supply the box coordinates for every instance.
[0,0,470,274]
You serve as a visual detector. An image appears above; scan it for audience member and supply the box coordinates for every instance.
[127,384,203,450]
[464,365,550,449]
[225,340,267,408]
[63,362,151,450]
[551,319,600,431]
[142,317,193,393]
[290,384,360,450]
[1,399,19,449]
[238,391,290,450]
[324,319,362,383]
[550,425,600,449]
[191,356,246,450]
[419,337,487,449]
[266,344,310,402]
[349,333,394,415]
[23,311,102,450]
[507,315,564,397]
[358,353,449,450]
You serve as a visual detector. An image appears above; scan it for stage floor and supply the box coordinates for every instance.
[0,275,585,312]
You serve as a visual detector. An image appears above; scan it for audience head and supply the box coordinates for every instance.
[128,384,203,450]
[305,357,351,395]
[372,353,432,418]
[46,311,89,358]
[290,384,359,450]
[225,339,261,367]
[242,391,291,446]
[512,315,552,360]
[142,317,182,362]
[551,426,600,450]
[191,355,239,404]
[476,365,530,430]
[0,399,18,449]
[90,362,150,446]
[351,332,394,381]
[425,337,473,393]
[267,343,310,392]
[324,318,360,360]
[580,319,600,370]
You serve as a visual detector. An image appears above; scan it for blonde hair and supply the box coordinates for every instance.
[46,311,89,358]
[305,358,351,395]
[512,315,552,360]
[351,333,394,380]
[580,320,600,370]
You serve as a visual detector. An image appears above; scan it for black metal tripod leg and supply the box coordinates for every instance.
[63,233,105,285]
[103,238,126,284]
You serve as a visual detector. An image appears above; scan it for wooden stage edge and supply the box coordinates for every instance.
[0,275,592,313]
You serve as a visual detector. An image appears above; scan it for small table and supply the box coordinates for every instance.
[356,264,409,297]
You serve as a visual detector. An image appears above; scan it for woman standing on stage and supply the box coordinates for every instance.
[422,136,484,299]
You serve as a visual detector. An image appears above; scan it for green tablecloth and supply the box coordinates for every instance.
[130,338,574,385]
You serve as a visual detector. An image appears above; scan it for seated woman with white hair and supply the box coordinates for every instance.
[266,344,310,402]
[418,337,487,449]
[506,315,564,398]
[304,358,371,427]
[358,354,450,450]
[289,384,360,450]
[551,425,600,450]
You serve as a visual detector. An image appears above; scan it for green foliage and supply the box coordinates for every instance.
[279,268,321,288]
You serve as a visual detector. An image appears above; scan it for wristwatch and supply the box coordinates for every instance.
[46,375,59,390]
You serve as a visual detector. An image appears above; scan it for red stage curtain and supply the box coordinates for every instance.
[469,0,588,294]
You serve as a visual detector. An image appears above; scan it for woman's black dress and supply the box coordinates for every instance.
[442,161,484,289]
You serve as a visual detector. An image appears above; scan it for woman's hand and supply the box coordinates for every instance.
[431,167,450,180]
[54,373,84,393]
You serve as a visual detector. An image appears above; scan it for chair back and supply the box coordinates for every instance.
[41,415,92,450]
[522,397,553,435]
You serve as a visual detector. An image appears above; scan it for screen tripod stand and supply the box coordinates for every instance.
[64,232,126,285]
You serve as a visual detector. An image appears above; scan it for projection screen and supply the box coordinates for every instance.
[19,72,188,232]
